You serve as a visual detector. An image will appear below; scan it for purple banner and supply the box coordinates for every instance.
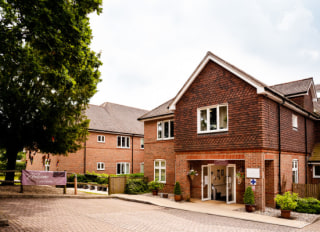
[22,170,66,186]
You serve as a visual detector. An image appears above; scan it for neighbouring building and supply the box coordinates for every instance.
[27,102,148,175]
[138,51,320,211]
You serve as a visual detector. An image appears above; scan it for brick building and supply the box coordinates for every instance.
[138,52,320,210]
[27,102,148,175]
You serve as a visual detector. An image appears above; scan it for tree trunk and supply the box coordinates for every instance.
[4,147,19,185]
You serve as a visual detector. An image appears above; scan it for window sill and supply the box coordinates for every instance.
[197,130,228,135]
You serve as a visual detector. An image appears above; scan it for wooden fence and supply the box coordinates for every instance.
[292,183,320,199]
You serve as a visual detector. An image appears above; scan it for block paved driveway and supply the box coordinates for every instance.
[0,198,319,232]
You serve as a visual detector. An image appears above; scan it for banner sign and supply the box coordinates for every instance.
[214,160,228,166]
[22,170,66,186]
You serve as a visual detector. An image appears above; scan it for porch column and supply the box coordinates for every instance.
[176,155,190,200]
[245,152,265,211]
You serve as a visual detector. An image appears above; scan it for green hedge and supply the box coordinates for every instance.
[295,197,320,214]
[125,179,148,194]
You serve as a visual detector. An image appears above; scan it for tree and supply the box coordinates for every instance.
[0,0,102,183]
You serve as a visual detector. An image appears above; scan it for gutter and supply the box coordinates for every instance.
[84,140,87,174]
[278,102,282,194]
[88,129,143,137]
[131,136,134,174]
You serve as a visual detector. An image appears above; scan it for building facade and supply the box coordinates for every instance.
[27,102,147,175]
[139,52,320,210]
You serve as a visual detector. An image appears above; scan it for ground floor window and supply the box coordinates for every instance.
[45,159,50,171]
[154,159,166,183]
[97,162,105,171]
[292,159,298,183]
[117,162,130,174]
[313,165,320,178]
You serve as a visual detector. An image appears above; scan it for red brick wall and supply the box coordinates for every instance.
[174,60,263,152]
[144,120,176,192]
[26,132,145,174]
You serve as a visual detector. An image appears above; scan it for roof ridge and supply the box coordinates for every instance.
[270,77,313,88]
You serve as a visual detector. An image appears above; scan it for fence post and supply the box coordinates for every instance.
[20,170,23,193]
[74,174,77,195]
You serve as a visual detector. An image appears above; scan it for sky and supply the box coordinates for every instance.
[88,0,320,110]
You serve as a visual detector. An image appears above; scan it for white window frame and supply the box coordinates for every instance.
[197,104,228,134]
[117,136,130,148]
[292,114,298,130]
[140,162,144,173]
[97,162,105,171]
[292,159,298,183]
[45,159,50,171]
[140,138,144,149]
[117,162,130,174]
[313,165,320,178]
[97,135,105,143]
[157,120,174,140]
[154,159,166,183]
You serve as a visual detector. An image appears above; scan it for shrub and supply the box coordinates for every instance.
[295,197,320,214]
[148,180,164,191]
[243,186,255,205]
[174,181,181,195]
[274,191,298,210]
[125,179,148,194]
[97,176,109,185]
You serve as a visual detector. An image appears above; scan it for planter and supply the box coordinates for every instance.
[245,204,255,212]
[174,194,182,202]
[152,189,158,195]
[161,193,168,198]
[281,209,291,219]
[189,174,194,181]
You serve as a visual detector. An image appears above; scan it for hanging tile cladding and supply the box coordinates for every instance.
[174,60,263,152]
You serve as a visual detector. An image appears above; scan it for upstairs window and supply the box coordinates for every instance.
[117,136,130,148]
[292,114,298,130]
[97,162,105,171]
[198,104,228,133]
[157,120,174,140]
[140,138,144,149]
[97,135,105,143]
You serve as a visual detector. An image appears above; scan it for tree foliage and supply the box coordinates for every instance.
[0,0,102,180]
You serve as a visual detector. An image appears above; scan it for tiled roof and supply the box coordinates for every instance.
[270,78,313,96]
[309,143,320,162]
[138,99,174,121]
[86,102,148,135]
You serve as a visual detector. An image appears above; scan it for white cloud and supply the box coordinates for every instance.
[89,0,320,110]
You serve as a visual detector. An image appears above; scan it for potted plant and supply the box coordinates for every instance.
[188,169,198,181]
[148,180,164,195]
[274,191,298,219]
[174,181,182,201]
[243,186,255,212]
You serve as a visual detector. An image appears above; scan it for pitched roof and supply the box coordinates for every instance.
[86,102,148,135]
[270,78,315,97]
[138,99,174,121]
[309,143,320,162]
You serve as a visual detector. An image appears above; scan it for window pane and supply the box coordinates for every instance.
[117,163,120,174]
[126,163,130,174]
[161,169,166,181]
[315,166,320,176]
[155,169,159,180]
[210,108,217,130]
[98,163,100,169]
[121,137,125,147]
[161,161,165,167]
[170,121,174,138]
[158,122,162,138]
[200,109,207,131]
[117,137,121,147]
[164,121,169,138]
[126,137,130,148]
[219,106,227,129]
[155,161,159,167]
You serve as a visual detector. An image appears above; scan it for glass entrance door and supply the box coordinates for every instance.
[226,164,236,204]
[201,165,210,201]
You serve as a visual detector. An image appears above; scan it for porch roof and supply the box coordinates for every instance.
[309,143,320,162]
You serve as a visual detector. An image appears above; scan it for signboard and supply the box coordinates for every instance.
[22,170,66,186]
[246,168,260,178]
[214,160,228,166]
[250,179,257,185]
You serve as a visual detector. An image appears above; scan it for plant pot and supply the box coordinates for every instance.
[189,174,194,181]
[152,189,158,195]
[174,194,182,202]
[161,193,168,198]
[281,209,291,219]
[245,204,255,212]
